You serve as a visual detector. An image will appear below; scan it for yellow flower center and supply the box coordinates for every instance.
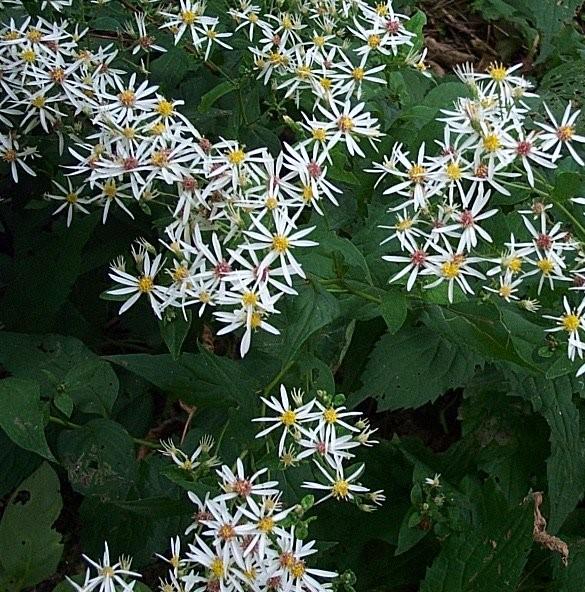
[312,128,326,142]
[375,3,388,15]
[446,162,461,181]
[199,291,211,303]
[488,63,508,82]
[218,524,236,540]
[537,259,554,275]
[66,192,78,203]
[118,89,136,107]
[272,234,290,253]
[100,566,115,578]
[296,65,312,79]
[3,31,19,41]
[181,9,199,24]
[338,115,354,132]
[557,125,574,142]
[241,290,257,307]
[367,34,381,48]
[562,314,581,332]
[156,99,174,117]
[210,557,224,578]
[280,409,297,426]
[250,311,263,329]
[104,181,117,199]
[150,122,166,136]
[498,285,512,299]
[506,257,522,273]
[265,196,278,210]
[408,164,426,184]
[323,407,337,424]
[249,13,259,22]
[302,185,313,202]
[20,49,36,63]
[290,561,306,579]
[151,150,169,168]
[441,260,460,279]
[122,126,136,139]
[227,148,246,165]
[170,555,180,569]
[172,266,189,282]
[483,134,501,152]
[313,34,325,46]
[319,77,332,90]
[31,95,46,108]
[257,516,274,532]
[352,67,365,81]
[332,479,350,499]
[396,218,413,231]
[138,276,154,293]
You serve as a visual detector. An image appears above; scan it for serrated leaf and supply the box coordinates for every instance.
[159,310,192,360]
[108,347,257,406]
[0,378,54,461]
[508,373,585,533]
[0,463,63,591]
[354,326,480,411]
[379,289,407,333]
[420,484,533,592]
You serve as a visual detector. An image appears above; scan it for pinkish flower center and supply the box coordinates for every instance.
[516,140,532,156]
[214,260,231,277]
[307,161,321,178]
[233,479,252,497]
[410,249,427,266]
[460,210,474,227]
[385,18,400,33]
[536,233,552,249]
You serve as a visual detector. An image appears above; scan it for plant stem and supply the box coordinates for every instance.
[49,415,161,449]
[263,360,295,396]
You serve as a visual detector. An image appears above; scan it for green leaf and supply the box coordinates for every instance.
[108,347,257,406]
[150,47,192,90]
[0,214,98,332]
[0,463,63,591]
[0,333,119,415]
[0,378,54,461]
[420,482,533,592]
[355,326,480,411]
[508,373,585,533]
[62,359,120,416]
[199,80,236,113]
[379,290,407,334]
[159,310,192,360]
[57,418,136,500]
[254,281,341,369]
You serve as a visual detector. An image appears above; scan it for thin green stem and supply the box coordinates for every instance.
[49,416,161,450]
[263,360,295,396]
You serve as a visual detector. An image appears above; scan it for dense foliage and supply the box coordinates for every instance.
[2,0,585,591]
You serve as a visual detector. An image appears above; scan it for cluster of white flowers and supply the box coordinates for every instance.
[254,386,384,508]
[70,434,344,592]
[0,0,426,357]
[67,385,383,592]
[371,61,585,375]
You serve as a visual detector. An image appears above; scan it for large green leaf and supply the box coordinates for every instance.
[57,418,136,500]
[420,482,533,592]
[0,378,54,461]
[108,347,258,406]
[0,463,63,592]
[354,326,480,411]
[0,333,119,415]
[0,214,97,332]
[508,373,585,533]
[254,280,341,370]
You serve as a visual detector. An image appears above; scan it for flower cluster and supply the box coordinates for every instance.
[254,386,384,509]
[372,61,585,375]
